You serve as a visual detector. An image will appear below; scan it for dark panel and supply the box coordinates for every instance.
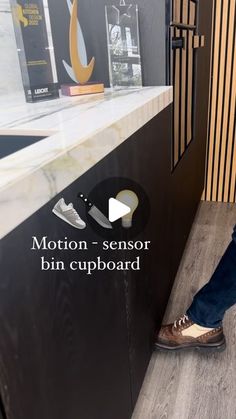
[195,0,214,194]
[98,107,173,404]
[1,106,172,419]
[0,135,46,159]
[169,0,213,279]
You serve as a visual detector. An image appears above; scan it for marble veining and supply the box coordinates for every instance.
[0,86,173,238]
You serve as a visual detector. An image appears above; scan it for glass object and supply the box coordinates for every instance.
[105,2,143,89]
[10,0,59,102]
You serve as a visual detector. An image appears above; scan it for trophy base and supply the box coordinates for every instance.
[61,83,104,97]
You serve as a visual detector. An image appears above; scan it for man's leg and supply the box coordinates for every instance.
[155,226,236,351]
[187,234,236,328]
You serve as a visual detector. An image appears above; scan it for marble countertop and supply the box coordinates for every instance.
[0,86,173,238]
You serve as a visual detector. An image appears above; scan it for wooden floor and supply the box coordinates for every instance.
[132,201,236,419]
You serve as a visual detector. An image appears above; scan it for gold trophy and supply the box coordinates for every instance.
[61,0,104,96]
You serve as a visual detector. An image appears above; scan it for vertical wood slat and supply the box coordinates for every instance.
[204,0,236,203]
[205,0,222,201]
[212,0,229,201]
[173,27,180,167]
[173,0,181,167]
[219,0,235,201]
[180,0,188,155]
[187,1,195,144]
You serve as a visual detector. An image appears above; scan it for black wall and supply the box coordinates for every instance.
[48,0,167,86]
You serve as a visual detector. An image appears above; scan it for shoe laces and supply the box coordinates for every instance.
[174,314,189,329]
[67,203,81,219]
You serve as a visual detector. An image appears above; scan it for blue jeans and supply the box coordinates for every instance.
[186,225,236,328]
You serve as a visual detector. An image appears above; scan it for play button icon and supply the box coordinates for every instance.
[108,198,131,223]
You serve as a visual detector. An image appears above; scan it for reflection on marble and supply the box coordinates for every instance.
[0,86,173,238]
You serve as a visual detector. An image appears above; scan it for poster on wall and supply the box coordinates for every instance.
[10,0,59,102]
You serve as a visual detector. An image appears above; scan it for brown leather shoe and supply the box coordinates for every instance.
[155,314,226,352]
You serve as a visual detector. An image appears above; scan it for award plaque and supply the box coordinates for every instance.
[10,0,59,103]
[105,1,143,89]
[60,0,104,96]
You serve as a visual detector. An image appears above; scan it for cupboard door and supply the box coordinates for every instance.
[171,0,205,169]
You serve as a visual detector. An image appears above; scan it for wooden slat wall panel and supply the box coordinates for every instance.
[187,2,195,145]
[173,0,181,167]
[204,0,236,203]
[172,0,196,169]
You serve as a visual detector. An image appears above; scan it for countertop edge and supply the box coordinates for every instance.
[0,86,173,239]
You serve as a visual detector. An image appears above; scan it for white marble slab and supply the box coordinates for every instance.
[0,86,173,238]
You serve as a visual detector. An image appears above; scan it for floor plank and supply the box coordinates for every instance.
[132,201,236,419]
